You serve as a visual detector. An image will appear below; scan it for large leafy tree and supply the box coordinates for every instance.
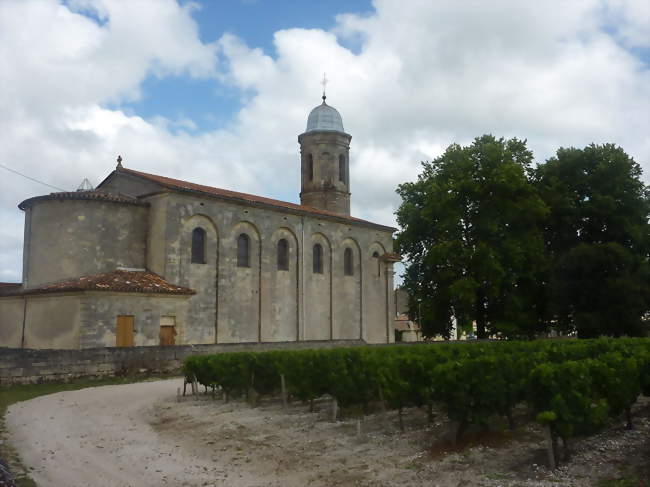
[395,135,548,339]
[534,144,650,337]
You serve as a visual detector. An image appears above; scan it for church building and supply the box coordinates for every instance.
[0,97,398,349]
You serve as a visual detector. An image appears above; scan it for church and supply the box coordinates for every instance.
[0,96,398,349]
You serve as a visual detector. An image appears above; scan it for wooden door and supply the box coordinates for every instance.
[116,316,134,347]
[160,326,176,346]
[160,316,176,346]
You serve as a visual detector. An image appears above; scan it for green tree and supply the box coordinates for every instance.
[534,144,650,337]
[395,135,548,339]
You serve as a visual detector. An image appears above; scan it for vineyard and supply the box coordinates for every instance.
[183,338,650,468]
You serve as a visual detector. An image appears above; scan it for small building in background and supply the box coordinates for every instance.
[394,313,422,342]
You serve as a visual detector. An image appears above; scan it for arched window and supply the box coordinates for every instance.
[372,251,381,276]
[191,227,206,264]
[277,239,289,271]
[344,248,353,276]
[338,154,346,183]
[313,243,323,274]
[237,233,250,268]
[308,154,314,181]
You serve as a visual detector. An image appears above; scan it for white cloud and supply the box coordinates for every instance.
[0,0,648,283]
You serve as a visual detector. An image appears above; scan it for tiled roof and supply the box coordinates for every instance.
[0,270,194,297]
[114,167,395,231]
[394,314,420,332]
[18,191,149,210]
[380,252,401,262]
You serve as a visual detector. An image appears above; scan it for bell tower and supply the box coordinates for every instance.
[298,91,351,216]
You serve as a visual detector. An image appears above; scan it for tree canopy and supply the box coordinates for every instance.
[395,135,548,339]
[396,139,649,339]
[534,144,650,337]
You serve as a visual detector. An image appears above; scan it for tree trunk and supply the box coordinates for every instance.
[476,312,487,339]
[398,407,404,432]
[475,293,488,339]
[448,419,467,445]
[506,410,515,430]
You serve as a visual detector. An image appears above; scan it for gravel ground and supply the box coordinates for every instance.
[5,379,649,487]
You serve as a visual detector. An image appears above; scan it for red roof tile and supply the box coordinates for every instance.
[0,270,194,297]
[19,191,149,210]
[115,167,395,231]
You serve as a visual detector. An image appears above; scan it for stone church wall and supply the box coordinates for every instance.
[0,295,82,349]
[79,293,190,349]
[23,199,148,288]
[147,191,395,345]
[0,297,24,348]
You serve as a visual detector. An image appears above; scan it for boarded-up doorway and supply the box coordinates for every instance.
[116,316,135,347]
[160,316,177,346]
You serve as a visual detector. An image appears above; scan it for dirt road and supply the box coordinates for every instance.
[5,379,222,487]
[5,379,649,487]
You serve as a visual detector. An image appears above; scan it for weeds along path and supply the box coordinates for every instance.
[5,379,223,487]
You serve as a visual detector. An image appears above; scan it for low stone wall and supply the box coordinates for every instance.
[0,340,365,386]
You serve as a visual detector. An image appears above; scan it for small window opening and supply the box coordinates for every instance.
[339,154,346,183]
[308,154,314,181]
[344,248,353,276]
[237,233,250,268]
[277,239,289,271]
[313,243,323,274]
[191,227,206,264]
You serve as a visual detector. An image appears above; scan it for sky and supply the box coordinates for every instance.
[0,0,648,284]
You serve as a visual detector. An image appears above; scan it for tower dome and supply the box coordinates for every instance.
[298,95,352,216]
[305,100,345,133]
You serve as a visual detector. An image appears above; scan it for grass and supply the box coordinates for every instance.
[0,374,179,487]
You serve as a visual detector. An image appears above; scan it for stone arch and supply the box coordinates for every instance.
[180,214,219,344]
[368,241,386,278]
[261,227,300,342]
[218,220,262,343]
[305,232,332,340]
[182,213,218,263]
[366,241,389,343]
[334,237,362,340]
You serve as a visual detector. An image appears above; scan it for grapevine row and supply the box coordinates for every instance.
[183,338,650,467]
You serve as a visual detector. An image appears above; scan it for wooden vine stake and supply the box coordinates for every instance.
[280,374,288,409]
[544,424,556,470]
[176,387,181,403]
[331,397,338,422]
[377,385,386,413]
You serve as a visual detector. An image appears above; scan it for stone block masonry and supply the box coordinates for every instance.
[0,340,365,386]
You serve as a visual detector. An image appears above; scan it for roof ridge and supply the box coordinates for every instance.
[18,190,150,210]
[116,167,395,231]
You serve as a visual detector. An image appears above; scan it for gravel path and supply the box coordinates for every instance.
[5,379,219,487]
